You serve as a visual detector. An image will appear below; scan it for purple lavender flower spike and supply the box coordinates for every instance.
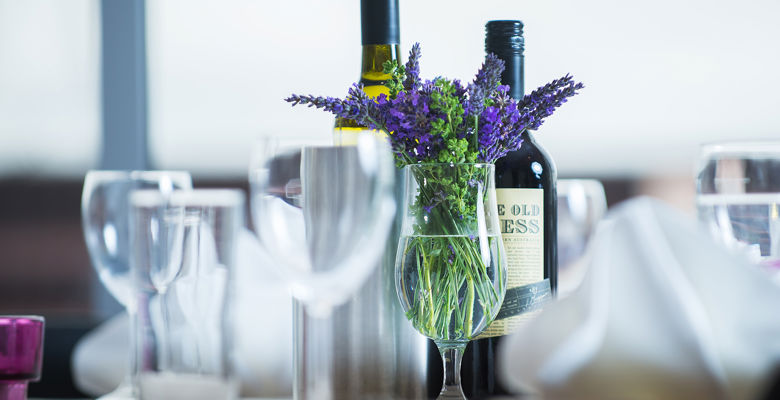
[466,54,505,120]
[518,74,584,132]
[403,43,422,92]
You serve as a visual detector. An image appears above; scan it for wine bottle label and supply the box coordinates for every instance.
[333,127,388,146]
[478,187,550,338]
[333,127,364,146]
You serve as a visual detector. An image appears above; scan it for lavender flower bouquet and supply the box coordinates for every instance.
[286,43,582,166]
[287,43,582,343]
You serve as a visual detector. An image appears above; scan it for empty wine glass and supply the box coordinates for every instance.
[248,134,396,400]
[557,179,607,296]
[395,163,507,400]
[81,170,192,399]
[696,141,780,275]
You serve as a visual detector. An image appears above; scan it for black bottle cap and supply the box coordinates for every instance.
[361,0,400,45]
[485,20,524,57]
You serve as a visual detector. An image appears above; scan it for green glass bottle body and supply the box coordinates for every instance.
[333,44,400,144]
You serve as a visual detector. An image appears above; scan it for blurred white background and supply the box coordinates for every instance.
[1,0,779,180]
[0,0,100,177]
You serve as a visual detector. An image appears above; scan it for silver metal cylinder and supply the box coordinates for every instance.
[293,169,428,399]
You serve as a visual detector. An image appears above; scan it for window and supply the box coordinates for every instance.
[0,0,100,177]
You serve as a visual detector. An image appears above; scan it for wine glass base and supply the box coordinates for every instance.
[97,383,134,400]
[437,387,467,399]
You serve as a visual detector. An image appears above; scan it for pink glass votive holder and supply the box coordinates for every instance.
[0,316,44,400]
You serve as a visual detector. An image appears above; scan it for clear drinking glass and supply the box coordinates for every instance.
[81,170,192,398]
[0,316,44,400]
[696,141,780,272]
[248,134,396,400]
[129,189,244,400]
[395,163,507,400]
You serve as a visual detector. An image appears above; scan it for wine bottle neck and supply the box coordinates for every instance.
[360,44,400,97]
[361,0,400,45]
[359,0,400,97]
[499,53,524,101]
[485,20,525,101]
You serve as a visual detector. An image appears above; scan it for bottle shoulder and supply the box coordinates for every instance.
[526,133,556,171]
[495,132,556,188]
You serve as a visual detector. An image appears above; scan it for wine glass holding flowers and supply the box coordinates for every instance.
[286,43,583,399]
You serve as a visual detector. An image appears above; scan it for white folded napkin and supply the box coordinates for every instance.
[71,311,128,396]
[500,197,780,400]
[71,229,294,398]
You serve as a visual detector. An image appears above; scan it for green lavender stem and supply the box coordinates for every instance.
[400,164,504,343]
[403,235,501,341]
[464,277,474,339]
[422,245,436,333]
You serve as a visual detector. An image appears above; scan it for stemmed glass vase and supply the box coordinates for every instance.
[395,163,507,399]
[249,134,396,400]
[81,170,192,399]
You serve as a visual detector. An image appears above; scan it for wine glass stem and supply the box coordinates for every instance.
[438,344,467,399]
[124,306,138,395]
[298,306,334,400]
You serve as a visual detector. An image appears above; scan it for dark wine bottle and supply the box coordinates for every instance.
[461,20,558,399]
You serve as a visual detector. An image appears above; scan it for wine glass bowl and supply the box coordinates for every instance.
[395,163,507,399]
[249,135,396,314]
[82,170,193,307]
[396,236,504,343]
[696,141,780,270]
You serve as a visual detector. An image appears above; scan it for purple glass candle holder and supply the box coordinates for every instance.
[0,316,44,400]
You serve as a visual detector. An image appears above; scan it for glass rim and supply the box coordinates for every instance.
[253,136,333,147]
[84,170,192,184]
[699,140,780,157]
[85,169,191,177]
[0,315,45,322]
[253,134,382,151]
[403,162,495,169]
[696,192,780,204]
[249,135,390,168]
[130,188,244,208]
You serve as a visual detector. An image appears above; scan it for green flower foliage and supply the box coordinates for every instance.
[382,59,406,100]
